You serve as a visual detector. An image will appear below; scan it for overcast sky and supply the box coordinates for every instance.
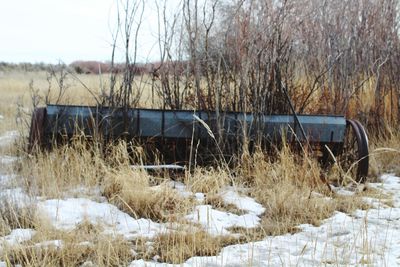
[0,0,177,64]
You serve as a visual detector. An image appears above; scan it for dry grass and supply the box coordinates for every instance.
[236,146,370,236]
[20,141,107,198]
[0,198,38,236]
[136,230,238,264]
[370,128,400,176]
[19,139,193,222]
[8,127,396,264]
[186,167,230,194]
[0,70,157,137]
[2,221,133,266]
[14,137,384,263]
[203,194,247,215]
[103,168,193,222]
[0,71,102,136]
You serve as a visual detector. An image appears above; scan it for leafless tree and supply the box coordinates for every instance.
[150,0,400,132]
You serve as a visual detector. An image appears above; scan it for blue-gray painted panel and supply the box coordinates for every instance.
[139,110,162,137]
[164,111,194,138]
[43,105,347,143]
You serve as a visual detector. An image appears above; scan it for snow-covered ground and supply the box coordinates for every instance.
[39,198,166,240]
[129,174,400,266]
[1,126,400,266]
[0,131,18,148]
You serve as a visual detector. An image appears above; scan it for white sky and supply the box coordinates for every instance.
[0,0,179,64]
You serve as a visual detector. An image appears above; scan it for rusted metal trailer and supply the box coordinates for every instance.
[29,104,369,182]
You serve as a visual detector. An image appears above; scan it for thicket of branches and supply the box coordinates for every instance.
[104,0,400,132]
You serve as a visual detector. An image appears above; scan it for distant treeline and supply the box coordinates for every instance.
[0,61,170,76]
[69,61,158,75]
[0,62,69,72]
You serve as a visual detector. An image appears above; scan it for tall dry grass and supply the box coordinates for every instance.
[136,230,239,264]
[3,221,133,266]
[0,197,37,236]
[20,142,106,198]
[236,145,371,235]
[369,128,400,176]
[103,168,192,222]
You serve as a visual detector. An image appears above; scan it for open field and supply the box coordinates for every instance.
[0,69,158,136]
[0,69,400,266]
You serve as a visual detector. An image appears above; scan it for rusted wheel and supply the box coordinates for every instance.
[352,120,369,181]
[338,119,369,183]
[28,107,46,152]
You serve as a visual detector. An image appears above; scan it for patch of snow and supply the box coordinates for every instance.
[220,188,265,216]
[38,198,165,239]
[81,261,96,267]
[362,196,391,209]
[184,188,264,235]
[0,131,18,147]
[194,192,205,203]
[186,205,261,235]
[34,239,63,248]
[369,175,400,208]
[0,229,35,246]
[0,174,16,187]
[369,174,400,193]
[334,187,356,196]
[167,181,192,198]
[0,188,32,206]
[0,115,4,120]
[0,155,18,165]
[64,186,104,201]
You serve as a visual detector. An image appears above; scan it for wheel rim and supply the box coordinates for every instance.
[338,119,368,184]
[352,120,369,182]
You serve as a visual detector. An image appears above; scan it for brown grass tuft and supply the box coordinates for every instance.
[103,168,193,222]
[237,146,369,236]
[3,221,133,267]
[370,128,400,176]
[137,230,237,264]
[20,141,107,198]
[0,198,37,236]
[187,167,230,194]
